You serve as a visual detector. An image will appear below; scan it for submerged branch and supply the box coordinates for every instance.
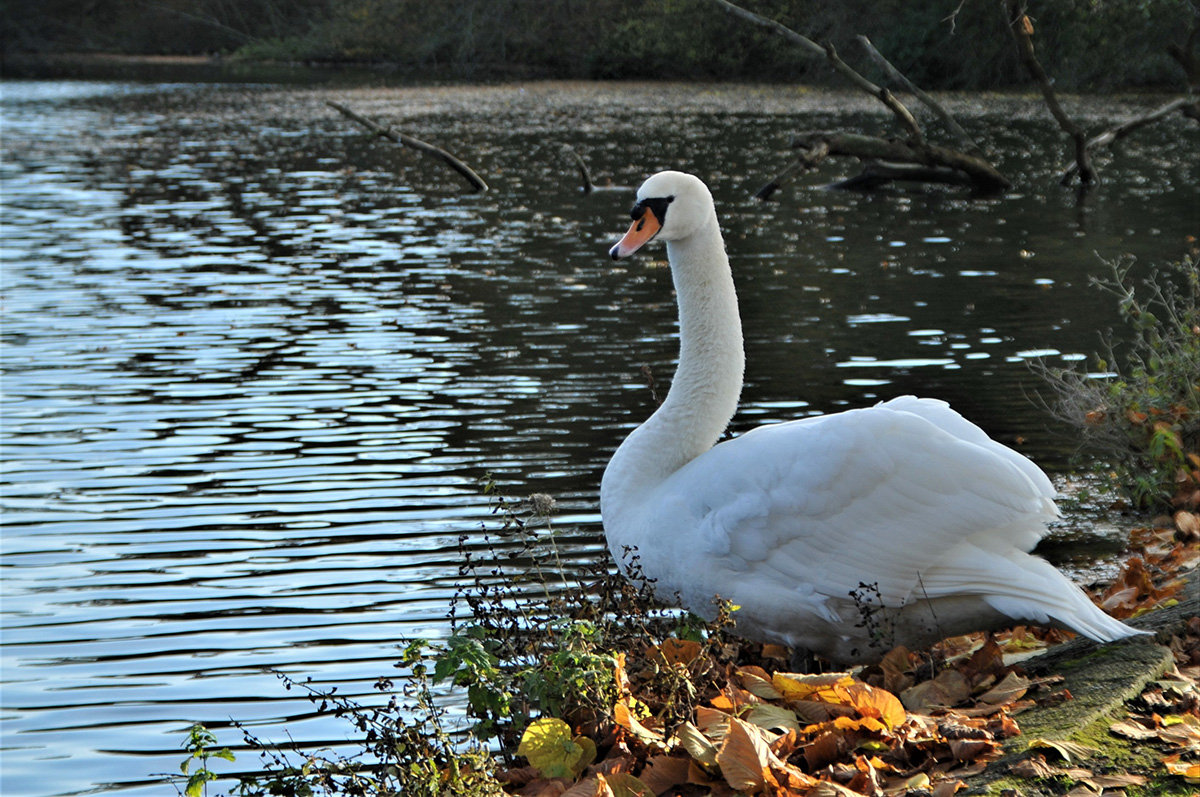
[327,100,489,192]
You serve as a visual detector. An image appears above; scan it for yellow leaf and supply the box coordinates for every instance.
[843,683,906,729]
[518,717,584,779]
[613,701,665,747]
[772,671,854,703]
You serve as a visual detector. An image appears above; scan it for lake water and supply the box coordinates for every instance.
[1,79,1197,795]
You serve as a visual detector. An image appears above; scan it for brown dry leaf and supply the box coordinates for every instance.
[1009,754,1057,778]
[976,671,1031,705]
[604,772,654,797]
[743,703,801,735]
[761,644,789,661]
[637,756,690,796]
[1027,738,1098,763]
[877,646,915,694]
[1110,719,1159,741]
[948,738,999,762]
[1090,772,1148,788]
[521,778,569,797]
[930,780,965,797]
[716,716,771,793]
[901,668,971,711]
[807,781,864,797]
[737,666,784,700]
[613,701,665,748]
[657,638,703,667]
[1062,785,1099,797]
[803,730,842,771]
[1162,752,1200,782]
[561,775,615,797]
[673,721,719,767]
[1175,510,1200,537]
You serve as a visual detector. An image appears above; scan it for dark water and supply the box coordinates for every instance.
[1,79,1197,795]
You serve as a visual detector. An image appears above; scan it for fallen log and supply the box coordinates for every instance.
[326,100,489,192]
[758,131,1010,199]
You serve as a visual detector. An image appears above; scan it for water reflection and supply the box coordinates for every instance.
[1,80,1196,796]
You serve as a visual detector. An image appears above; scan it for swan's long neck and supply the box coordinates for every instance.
[601,216,745,517]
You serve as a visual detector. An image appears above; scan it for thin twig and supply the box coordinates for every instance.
[326,100,489,192]
[702,0,924,145]
[1058,97,1195,181]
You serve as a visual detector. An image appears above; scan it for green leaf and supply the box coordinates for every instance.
[215,747,236,762]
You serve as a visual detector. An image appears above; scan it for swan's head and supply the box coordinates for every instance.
[610,171,715,260]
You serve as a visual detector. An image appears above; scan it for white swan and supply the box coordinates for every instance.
[600,170,1143,664]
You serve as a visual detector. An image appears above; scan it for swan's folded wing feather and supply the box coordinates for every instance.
[664,404,1056,608]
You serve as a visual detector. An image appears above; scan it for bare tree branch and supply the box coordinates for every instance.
[701,0,924,145]
[1000,0,1097,184]
[1059,97,1199,181]
[856,34,982,155]
[326,101,489,192]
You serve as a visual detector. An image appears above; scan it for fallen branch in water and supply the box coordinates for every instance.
[1058,97,1200,183]
[326,100,489,192]
[763,131,1008,196]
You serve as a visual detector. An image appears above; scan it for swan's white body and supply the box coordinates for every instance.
[601,171,1141,664]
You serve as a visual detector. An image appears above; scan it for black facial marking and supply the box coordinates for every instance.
[629,195,675,228]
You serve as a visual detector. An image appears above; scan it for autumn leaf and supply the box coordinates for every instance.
[636,756,690,795]
[1028,738,1098,763]
[976,671,1031,705]
[742,703,801,735]
[614,700,665,748]
[519,718,587,778]
[672,721,719,767]
[1110,718,1159,740]
[604,772,655,797]
[716,716,771,793]
[772,671,854,703]
[1163,753,1200,783]
[842,682,906,729]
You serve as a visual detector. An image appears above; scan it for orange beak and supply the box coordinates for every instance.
[609,207,663,260]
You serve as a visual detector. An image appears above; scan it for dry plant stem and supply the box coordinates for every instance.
[326,100,489,192]
[1059,97,1197,182]
[703,0,924,145]
[999,0,1096,185]
[790,131,1010,192]
[856,34,983,155]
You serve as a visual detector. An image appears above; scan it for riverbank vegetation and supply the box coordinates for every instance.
[163,256,1200,796]
[5,0,1197,91]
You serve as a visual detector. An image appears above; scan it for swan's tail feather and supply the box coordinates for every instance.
[923,540,1148,643]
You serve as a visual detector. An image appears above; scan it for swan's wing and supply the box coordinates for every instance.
[662,402,1057,611]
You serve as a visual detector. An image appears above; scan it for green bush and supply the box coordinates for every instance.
[1040,254,1200,512]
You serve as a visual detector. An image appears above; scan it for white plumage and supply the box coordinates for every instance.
[601,171,1142,664]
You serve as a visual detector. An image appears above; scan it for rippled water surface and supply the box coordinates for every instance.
[1,79,1197,795]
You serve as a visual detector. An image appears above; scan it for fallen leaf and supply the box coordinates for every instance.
[604,772,655,797]
[519,718,586,778]
[672,722,718,767]
[743,703,801,735]
[716,716,771,793]
[1163,752,1200,783]
[902,669,971,712]
[977,671,1031,705]
[1028,738,1098,763]
[1090,772,1148,787]
[844,682,907,729]
[1109,719,1159,741]
[637,755,690,795]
